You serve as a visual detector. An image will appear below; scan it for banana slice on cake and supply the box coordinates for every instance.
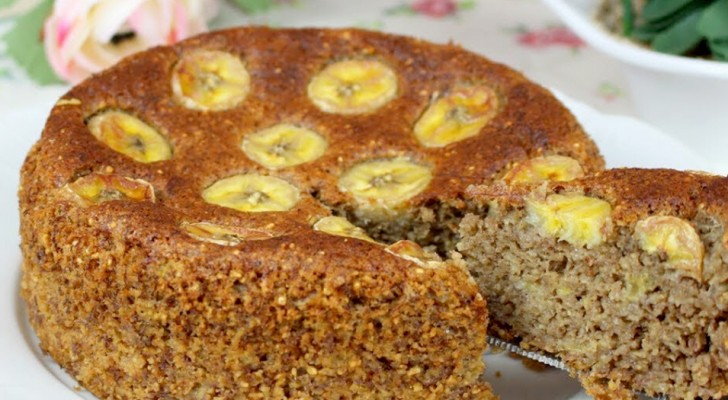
[87,110,172,163]
[66,173,155,204]
[414,85,499,147]
[526,193,612,248]
[172,50,250,111]
[182,222,275,246]
[313,216,376,243]
[385,240,442,267]
[307,59,398,114]
[635,216,704,281]
[339,158,432,208]
[242,124,328,169]
[202,174,300,212]
[503,155,585,184]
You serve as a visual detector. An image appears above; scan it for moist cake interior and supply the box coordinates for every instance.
[455,170,728,400]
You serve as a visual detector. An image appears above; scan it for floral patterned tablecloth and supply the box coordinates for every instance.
[0,0,637,117]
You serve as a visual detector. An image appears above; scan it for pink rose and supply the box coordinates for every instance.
[517,27,586,49]
[412,0,458,18]
[44,0,219,84]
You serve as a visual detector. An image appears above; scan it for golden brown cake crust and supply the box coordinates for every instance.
[20,26,602,399]
[468,168,728,225]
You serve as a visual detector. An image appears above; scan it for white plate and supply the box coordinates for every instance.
[0,86,711,400]
[541,0,728,174]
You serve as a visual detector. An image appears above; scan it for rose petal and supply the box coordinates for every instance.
[128,0,173,44]
[89,0,145,43]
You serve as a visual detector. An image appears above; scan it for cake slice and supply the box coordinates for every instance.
[458,168,728,399]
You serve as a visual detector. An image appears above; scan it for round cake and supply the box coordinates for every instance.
[19,27,602,399]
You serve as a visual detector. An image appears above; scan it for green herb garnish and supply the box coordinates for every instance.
[619,0,728,60]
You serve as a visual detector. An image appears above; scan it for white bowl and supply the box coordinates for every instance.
[542,0,728,174]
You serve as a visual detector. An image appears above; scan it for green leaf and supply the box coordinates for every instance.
[458,0,477,10]
[709,37,728,60]
[642,0,696,21]
[639,0,710,30]
[384,4,416,16]
[2,0,61,84]
[229,0,274,14]
[0,0,16,8]
[697,0,728,39]
[651,7,705,55]
[631,24,661,41]
[622,0,635,35]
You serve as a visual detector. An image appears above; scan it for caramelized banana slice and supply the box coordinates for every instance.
[66,173,155,204]
[202,174,300,212]
[504,155,585,184]
[242,124,328,170]
[172,50,250,111]
[635,216,704,281]
[307,59,398,114]
[312,216,376,243]
[385,240,441,267]
[338,157,432,208]
[182,222,275,246]
[414,85,499,147]
[87,110,172,163]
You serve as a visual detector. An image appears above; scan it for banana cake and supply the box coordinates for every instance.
[18,27,602,399]
[458,168,728,400]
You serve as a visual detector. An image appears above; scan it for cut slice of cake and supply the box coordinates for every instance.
[458,168,728,400]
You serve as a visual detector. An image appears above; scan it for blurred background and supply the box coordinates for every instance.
[0,0,634,114]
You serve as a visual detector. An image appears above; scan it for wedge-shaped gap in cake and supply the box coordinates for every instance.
[413,83,500,148]
[326,153,590,257]
[325,155,463,255]
[86,109,173,163]
[307,58,398,115]
[171,49,251,111]
[202,173,300,213]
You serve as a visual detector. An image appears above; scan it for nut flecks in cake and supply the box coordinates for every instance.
[312,216,376,243]
[202,174,300,212]
[66,173,155,204]
[338,157,432,209]
[414,85,499,148]
[635,215,704,282]
[503,155,585,185]
[307,59,398,115]
[242,124,328,170]
[526,193,612,248]
[171,49,250,111]
[55,98,82,107]
[87,110,172,163]
[182,221,275,246]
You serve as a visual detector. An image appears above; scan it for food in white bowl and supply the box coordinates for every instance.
[596,0,728,61]
[542,0,728,174]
